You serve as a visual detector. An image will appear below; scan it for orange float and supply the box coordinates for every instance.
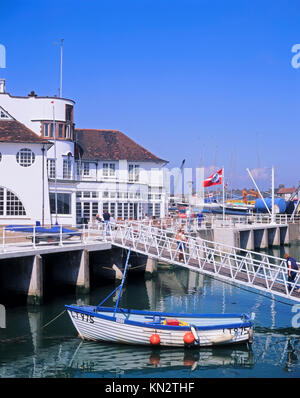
[183,332,195,345]
[150,333,161,345]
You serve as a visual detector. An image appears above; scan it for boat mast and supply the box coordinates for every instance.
[246,168,272,217]
[222,166,225,221]
[114,249,131,316]
[271,166,275,224]
[96,249,131,314]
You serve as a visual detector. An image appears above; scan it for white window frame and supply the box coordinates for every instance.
[47,158,56,179]
[83,162,90,176]
[128,164,140,182]
[63,159,72,179]
[103,163,115,178]
[16,148,35,167]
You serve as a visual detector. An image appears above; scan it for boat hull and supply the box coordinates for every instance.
[66,305,254,348]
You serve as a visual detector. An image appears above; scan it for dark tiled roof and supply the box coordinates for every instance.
[75,129,168,163]
[0,120,50,144]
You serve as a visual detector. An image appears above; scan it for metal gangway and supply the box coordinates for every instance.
[96,221,300,303]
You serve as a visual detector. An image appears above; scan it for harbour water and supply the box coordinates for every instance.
[1,244,300,378]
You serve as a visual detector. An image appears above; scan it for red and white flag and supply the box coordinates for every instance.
[203,169,223,187]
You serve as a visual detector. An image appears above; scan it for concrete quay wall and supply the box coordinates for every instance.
[0,242,150,306]
[203,222,300,252]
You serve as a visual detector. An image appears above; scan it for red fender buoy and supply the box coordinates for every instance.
[150,333,161,345]
[183,332,195,345]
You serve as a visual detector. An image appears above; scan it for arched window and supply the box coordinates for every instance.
[16,148,35,167]
[0,187,26,216]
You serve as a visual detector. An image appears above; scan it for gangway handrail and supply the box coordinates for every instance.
[99,221,300,303]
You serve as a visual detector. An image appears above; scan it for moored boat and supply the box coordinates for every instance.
[65,249,255,348]
[65,305,254,347]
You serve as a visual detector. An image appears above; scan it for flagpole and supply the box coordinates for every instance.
[52,101,58,225]
[222,166,225,221]
[60,39,64,98]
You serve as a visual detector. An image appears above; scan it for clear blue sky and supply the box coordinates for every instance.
[1,0,300,190]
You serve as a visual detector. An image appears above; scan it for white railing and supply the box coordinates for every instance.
[0,224,102,254]
[141,213,300,234]
[1,220,300,302]
[98,221,300,302]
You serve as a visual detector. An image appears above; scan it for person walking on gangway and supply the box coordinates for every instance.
[284,253,299,292]
[176,228,187,262]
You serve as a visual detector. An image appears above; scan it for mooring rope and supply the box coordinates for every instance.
[0,308,66,343]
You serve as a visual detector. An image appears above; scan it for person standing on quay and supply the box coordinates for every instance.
[284,253,299,292]
[103,209,111,235]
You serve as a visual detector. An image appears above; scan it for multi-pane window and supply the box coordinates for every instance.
[16,148,35,167]
[76,202,82,220]
[117,203,122,218]
[50,123,55,137]
[50,193,71,214]
[92,202,98,217]
[47,159,56,179]
[103,163,115,178]
[83,202,90,219]
[123,203,128,219]
[63,159,72,179]
[44,123,49,137]
[148,203,153,217]
[155,203,161,217]
[6,191,26,215]
[0,187,26,216]
[58,124,64,138]
[128,164,139,182]
[0,188,3,215]
[110,203,115,218]
[83,162,90,176]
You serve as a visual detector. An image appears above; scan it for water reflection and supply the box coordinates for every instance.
[1,333,300,377]
[1,259,300,377]
[65,341,255,377]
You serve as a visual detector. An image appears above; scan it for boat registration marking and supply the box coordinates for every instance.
[222,326,249,335]
[70,310,94,324]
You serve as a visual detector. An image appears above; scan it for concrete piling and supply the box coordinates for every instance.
[76,249,90,294]
[28,254,43,305]
[145,257,158,277]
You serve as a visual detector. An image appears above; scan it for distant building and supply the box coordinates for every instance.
[277,187,297,201]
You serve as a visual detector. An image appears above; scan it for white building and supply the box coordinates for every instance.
[0,79,168,226]
[0,108,52,225]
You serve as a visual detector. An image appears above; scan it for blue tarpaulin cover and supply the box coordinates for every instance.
[5,225,81,235]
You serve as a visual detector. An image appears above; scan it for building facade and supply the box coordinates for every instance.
[0,79,168,225]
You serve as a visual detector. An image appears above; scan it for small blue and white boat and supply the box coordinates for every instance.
[66,250,254,348]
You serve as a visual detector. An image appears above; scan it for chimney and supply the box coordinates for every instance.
[0,79,5,93]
